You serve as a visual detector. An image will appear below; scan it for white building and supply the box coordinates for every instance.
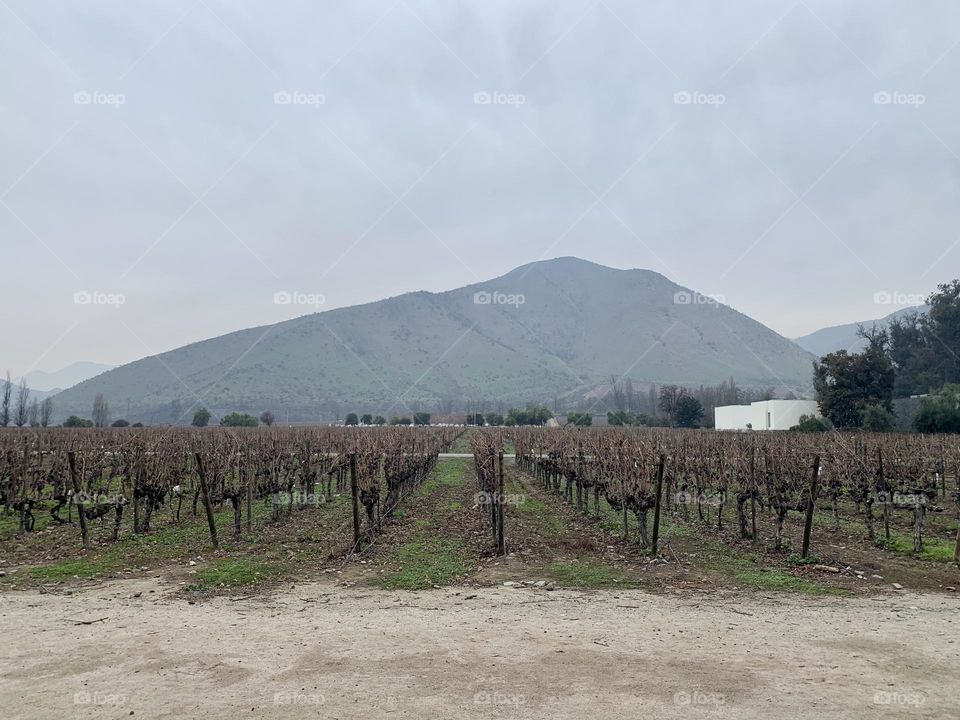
[714,400,821,431]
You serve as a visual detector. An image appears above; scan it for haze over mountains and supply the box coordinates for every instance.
[49,258,816,423]
[793,306,928,358]
[22,362,114,392]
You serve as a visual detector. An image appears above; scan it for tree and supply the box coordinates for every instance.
[40,397,53,427]
[657,385,685,420]
[360,414,373,425]
[505,405,552,426]
[13,379,30,427]
[790,414,833,432]
[813,329,894,429]
[344,413,359,426]
[674,396,703,428]
[389,416,411,425]
[373,415,386,426]
[27,398,39,427]
[0,370,11,426]
[862,403,896,432]
[220,412,258,427]
[92,393,110,428]
[192,407,211,427]
[63,415,94,427]
[485,413,504,426]
[413,412,431,426]
[887,280,960,395]
[565,411,592,426]
[259,410,275,426]
[111,418,130,427]
[913,384,960,433]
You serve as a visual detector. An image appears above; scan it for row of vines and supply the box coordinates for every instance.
[507,428,960,563]
[0,426,458,552]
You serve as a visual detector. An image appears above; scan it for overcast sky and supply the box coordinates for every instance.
[3,0,959,378]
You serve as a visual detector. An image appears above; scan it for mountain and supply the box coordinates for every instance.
[793,306,928,358]
[49,258,815,423]
[22,361,114,392]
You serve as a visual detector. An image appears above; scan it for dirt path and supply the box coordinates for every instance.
[1,578,958,720]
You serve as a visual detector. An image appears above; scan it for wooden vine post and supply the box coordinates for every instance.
[193,452,219,549]
[650,454,666,556]
[246,456,253,532]
[801,455,821,559]
[496,450,505,555]
[67,451,90,550]
[349,453,360,545]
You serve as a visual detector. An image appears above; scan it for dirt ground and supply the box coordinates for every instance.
[1,577,958,720]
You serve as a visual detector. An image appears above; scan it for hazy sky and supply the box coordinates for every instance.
[3,0,959,378]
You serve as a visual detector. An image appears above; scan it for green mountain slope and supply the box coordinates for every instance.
[50,258,814,422]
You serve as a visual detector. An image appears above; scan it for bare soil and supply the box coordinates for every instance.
[1,578,958,720]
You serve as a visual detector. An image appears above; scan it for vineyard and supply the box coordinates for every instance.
[2,425,959,718]
[1,426,958,594]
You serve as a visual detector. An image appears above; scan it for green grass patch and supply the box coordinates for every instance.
[421,458,468,494]
[195,558,274,588]
[380,537,472,590]
[880,533,957,563]
[706,551,845,595]
[28,558,112,580]
[547,559,634,588]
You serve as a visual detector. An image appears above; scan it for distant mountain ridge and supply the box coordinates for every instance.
[793,306,928,357]
[23,361,114,392]
[49,258,816,423]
